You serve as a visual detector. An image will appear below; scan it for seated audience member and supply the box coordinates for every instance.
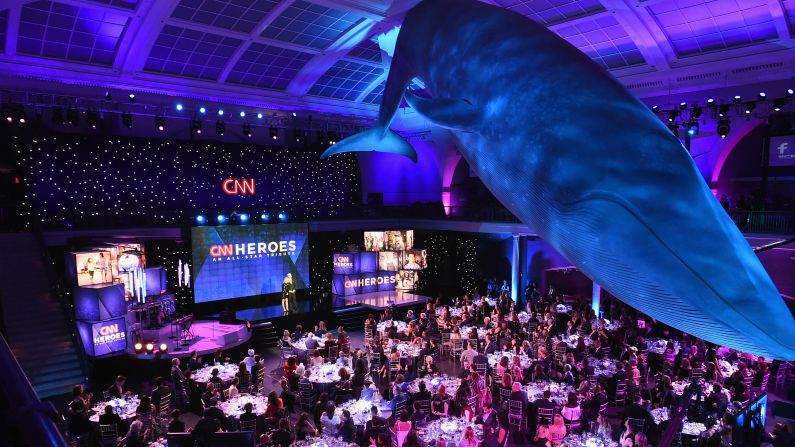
[123,420,149,447]
[320,403,340,436]
[295,413,318,441]
[239,402,257,426]
[271,417,293,447]
[108,375,127,399]
[338,409,356,442]
[98,404,123,428]
[168,409,186,432]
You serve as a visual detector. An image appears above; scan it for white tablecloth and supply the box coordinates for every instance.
[90,395,140,423]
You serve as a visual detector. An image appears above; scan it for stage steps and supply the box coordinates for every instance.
[334,305,371,331]
[0,232,87,399]
[251,321,279,348]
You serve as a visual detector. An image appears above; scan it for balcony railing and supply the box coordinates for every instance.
[729,210,795,235]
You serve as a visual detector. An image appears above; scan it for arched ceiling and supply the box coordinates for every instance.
[0,0,794,120]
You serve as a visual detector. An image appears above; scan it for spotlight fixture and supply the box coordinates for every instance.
[145,342,154,353]
[239,213,249,224]
[217,214,227,224]
[218,109,224,116]
[667,122,679,137]
[292,112,297,117]
[707,98,715,106]
[758,92,767,101]
[176,103,183,111]
[718,105,730,117]
[239,111,246,118]
[155,115,166,131]
[105,91,112,101]
[191,118,202,134]
[328,131,338,145]
[717,118,731,139]
[199,107,206,114]
[159,343,168,353]
[278,211,287,222]
[257,113,263,119]
[52,108,65,125]
[686,121,699,136]
[196,215,206,224]
[651,105,659,113]
[679,101,687,110]
[67,108,79,126]
[261,212,270,222]
[128,93,136,103]
[269,125,278,140]
[787,88,794,98]
[745,102,755,114]
[3,106,11,123]
[216,120,225,136]
[134,342,143,353]
[733,95,742,104]
[243,123,252,137]
[773,98,785,112]
[122,112,133,128]
[86,110,99,129]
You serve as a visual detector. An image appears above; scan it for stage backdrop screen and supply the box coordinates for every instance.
[191,223,310,303]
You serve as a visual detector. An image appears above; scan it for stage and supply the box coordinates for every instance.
[127,320,251,359]
[332,291,428,310]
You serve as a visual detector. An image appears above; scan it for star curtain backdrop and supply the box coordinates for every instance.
[10,131,360,228]
[191,223,310,303]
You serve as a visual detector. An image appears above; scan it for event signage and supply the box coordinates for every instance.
[90,318,127,357]
[769,135,795,166]
[222,178,256,195]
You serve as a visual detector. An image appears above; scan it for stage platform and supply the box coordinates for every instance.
[332,291,428,310]
[127,320,251,359]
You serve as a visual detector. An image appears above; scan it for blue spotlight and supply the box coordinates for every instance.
[217,214,227,224]
[239,111,246,118]
[257,113,263,119]
[260,213,270,222]
[176,103,183,111]
[239,213,249,223]
[218,109,224,116]
[278,212,287,222]
[195,215,206,224]
[199,107,206,114]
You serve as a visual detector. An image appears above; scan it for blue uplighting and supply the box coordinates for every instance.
[195,215,206,224]
[199,107,206,114]
[239,213,249,223]
[217,214,227,224]
[278,212,287,222]
[239,111,246,118]
[218,109,224,116]
[176,103,183,111]
[261,213,270,222]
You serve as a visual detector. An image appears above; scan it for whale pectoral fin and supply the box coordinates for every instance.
[320,127,418,162]
[404,90,480,131]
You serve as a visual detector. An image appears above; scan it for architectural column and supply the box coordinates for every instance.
[511,234,520,303]
[592,282,602,318]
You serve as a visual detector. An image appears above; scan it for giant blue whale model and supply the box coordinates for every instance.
[321,0,795,359]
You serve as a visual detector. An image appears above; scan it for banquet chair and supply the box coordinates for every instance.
[537,407,555,426]
[298,382,313,411]
[598,402,608,416]
[102,390,110,401]
[554,345,567,363]
[279,342,293,363]
[239,418,256,432]
[752,372,770,396]
[451,339,464,362]
[507,400,526,430]
[690,367,704,380]
[440,332,451,357]
[417,399,431,416]
[614,381,627,408]
[389,361,401,380]
[158,394,171,432]
[99,423,119,447]
[389,428,399,447]
[466,395,478,415]
[474,363,487,379]
[498,388,512,410]
[775,363,788,388]
[627,417,646,434]
[327,346,339,363]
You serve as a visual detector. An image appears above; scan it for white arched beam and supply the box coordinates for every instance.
[217,0,296,83]
[116,0,180,76]
[285,18,378,97]
[4,4,20,56]
[355,71,387,103]
[597,0,674,70]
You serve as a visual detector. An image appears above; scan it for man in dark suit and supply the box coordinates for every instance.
[203,399,228,431]
[98,404,123,428]
[472,351,488,371]
[191,414,221,443]
[366,405,388,431]
[108,375,126,399]
[250,355,264,390]
[151,376,171,414]
[534,390,556,426]
[484,335,497,355]
[621,395,654,430]
[413,380,432,402]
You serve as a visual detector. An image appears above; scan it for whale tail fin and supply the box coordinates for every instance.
[320,127,417,162]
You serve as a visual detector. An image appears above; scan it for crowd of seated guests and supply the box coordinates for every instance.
[60,280,793,447]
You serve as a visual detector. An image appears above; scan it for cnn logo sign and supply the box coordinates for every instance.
[222,178,255,195]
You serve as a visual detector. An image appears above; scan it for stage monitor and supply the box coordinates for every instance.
[378,251,400,272]
[333,252,358,275]
[396,270,419,290]
[364,230,414,251]
[191,223,310,303]
[66,251,114,286]
[401,249,427,270]
[76,317,127,357]
[770,135,795,166]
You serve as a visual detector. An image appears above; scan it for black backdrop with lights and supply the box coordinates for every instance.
[6,129,361,229]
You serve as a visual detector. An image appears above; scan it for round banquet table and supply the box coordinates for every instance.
[651,407,721,437]
[586,357,617,378]
[218,393,268,419]
[292,335,326,361]
[563,433,619,447]
[377,319,408,336]
[308,363,353,391]
[487,351,531,369]
[562,334,593,349]
[191,363,238,384]
[89,395,141,423]
[523,381,574,406]
[384,339,423,362]
[644,338,680,355]
[460,325,488,340]
[335,395,392,426]
[408,375,461,397]
[293,434,347,447]
[672,380,731,400]
[417,417,483,446]
[435,306,464,318]
[555,303,573,314]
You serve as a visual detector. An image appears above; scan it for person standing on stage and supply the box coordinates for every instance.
[283,273,297,314]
